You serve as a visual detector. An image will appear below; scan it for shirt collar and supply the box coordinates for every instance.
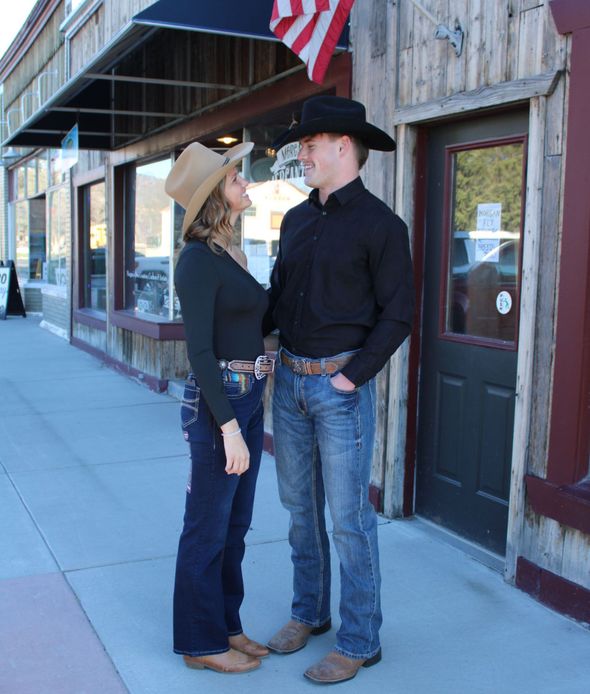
[308,176,366,210]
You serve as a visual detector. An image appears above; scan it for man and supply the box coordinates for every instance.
[264,95,414,684]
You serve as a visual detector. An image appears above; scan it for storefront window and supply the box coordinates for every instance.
[11,157,49,282]
[14,200,29,281]
[37,154,49,193]
[29,198,46,280]
[49,149,66,187]
[82,181,107,311]
[47,186,69,286]
[12,196,46,281]
[26,160,37,197]
[16,167,25,199]
[125,157,182,320]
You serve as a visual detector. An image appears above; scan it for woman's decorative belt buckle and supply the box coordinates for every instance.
[254,354,274,380]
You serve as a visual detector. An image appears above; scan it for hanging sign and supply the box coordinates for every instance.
[271,143,306,181]
[0,260,26,320]
[60,123,79,171]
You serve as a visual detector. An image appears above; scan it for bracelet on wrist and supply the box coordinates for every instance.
[221,427,241,438]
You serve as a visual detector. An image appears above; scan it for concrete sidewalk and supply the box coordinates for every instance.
[1,316,588,694]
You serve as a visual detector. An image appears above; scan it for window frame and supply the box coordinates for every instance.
[75,176,107,322]
[438,135,527,351]
[111,155,185,340]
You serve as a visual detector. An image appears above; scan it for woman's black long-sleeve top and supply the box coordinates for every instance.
[174,240,268,427]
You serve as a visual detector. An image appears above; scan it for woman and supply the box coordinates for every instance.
[165,141,273,674]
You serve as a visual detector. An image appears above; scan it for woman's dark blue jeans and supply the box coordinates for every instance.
[173,371,266,656]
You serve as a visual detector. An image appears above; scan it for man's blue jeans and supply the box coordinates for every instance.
[173,372,265,656]
[272,348,382,660]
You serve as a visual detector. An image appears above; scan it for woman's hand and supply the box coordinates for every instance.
[221,419,250,475]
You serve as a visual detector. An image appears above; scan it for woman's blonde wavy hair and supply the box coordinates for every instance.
[183,178,233,252]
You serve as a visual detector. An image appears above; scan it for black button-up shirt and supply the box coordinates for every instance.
[264,177,414,386]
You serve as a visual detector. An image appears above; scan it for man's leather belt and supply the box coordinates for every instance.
[218,355,275,380]
[280,351,353,376]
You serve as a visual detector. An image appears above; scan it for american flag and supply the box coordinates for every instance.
[270,0,355,84]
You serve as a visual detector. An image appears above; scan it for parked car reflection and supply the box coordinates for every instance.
[449,231,519,341]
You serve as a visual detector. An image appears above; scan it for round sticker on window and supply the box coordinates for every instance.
[496,291,512,315]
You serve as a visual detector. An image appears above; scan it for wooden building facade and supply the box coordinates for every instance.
[1,0,588,624]
[352,0,590,623]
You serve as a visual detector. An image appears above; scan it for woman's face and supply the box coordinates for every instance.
[223,166,251,215]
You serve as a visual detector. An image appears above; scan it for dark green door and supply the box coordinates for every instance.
[415,110,528,555]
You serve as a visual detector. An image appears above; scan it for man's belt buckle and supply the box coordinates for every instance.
[254,354,274,380]
[290,359,307,375]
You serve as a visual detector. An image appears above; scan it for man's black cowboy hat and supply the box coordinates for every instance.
[272,95,396,152]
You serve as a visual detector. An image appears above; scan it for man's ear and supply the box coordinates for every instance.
[338,135,352,155]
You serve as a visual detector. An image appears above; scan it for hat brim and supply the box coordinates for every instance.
[181,142,254,233]
[272,117,396,152]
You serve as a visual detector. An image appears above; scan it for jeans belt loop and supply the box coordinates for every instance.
[320,357,327,375]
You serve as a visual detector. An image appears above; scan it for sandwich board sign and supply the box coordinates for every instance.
[0,260,26,320]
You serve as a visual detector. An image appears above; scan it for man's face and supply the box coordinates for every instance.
[297,133,342,190]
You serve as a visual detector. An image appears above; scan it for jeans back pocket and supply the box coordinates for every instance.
[181,381,201,429]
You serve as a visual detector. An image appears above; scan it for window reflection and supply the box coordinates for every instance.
[243,180,307,286]
[47,187,68,285]
[243,132,309,286]
[447,143,524,343]
[126,158,182,320]
[83,181,106,311]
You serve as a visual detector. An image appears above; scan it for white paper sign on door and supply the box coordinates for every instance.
[476,203,502,231]
[476,203,502,261]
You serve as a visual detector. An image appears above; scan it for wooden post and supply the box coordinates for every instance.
[382,123,417,518]
[505,95,547,582]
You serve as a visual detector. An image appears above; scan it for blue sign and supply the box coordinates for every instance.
[60,124,79,171]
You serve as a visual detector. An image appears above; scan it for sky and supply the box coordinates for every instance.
[0,2,39,60]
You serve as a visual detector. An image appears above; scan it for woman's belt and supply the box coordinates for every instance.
[218,355,275,380]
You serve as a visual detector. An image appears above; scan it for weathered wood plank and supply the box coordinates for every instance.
[392,70,560,124]
[540,1,567,73]
[505,0,523,83]
[529,154,562,478]
[520,512,566,576]
[72,322,108,353]
[445,0,467,96]
[465,0,485,91]
[544,72,566,156]
[562,528,590,590]
[486,0,510,85]
[505,95,547,582]
[397,47,414,107]
[353,0,398,491]
[381,123,417,518]
[517,5,544,79]
[69,4,105,76]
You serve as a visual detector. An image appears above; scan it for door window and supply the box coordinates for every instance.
[444,141,525,345]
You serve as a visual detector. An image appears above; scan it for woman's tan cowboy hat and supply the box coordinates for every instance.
[165,141,253,233]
